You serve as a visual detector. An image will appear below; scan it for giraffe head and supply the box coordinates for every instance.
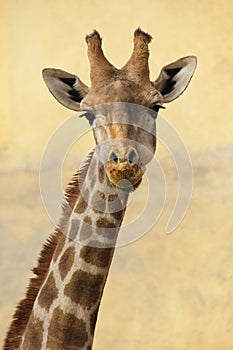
[42,29,196,189]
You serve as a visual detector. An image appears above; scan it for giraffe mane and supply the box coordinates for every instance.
[3,150,95,349]
[63,150,95,208]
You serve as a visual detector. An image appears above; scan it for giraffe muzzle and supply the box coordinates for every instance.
[105,149,144,189]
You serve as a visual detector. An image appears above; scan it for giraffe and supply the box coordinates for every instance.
[4,29,197,349]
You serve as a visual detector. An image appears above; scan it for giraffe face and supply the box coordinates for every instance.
[83,101,157,189]
[79,77,162,189]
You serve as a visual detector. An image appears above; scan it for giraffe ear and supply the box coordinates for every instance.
[153,56,197,103]
[42,68,89,111]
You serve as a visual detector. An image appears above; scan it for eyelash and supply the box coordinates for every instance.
[82,111,96,125]
[151,104,166,113]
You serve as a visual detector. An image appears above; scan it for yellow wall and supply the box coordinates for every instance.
[1,1,233,349]
[0,1,9,149]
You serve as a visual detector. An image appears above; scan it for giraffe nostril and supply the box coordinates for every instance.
[127,149,139,165]
[109,151,119,164]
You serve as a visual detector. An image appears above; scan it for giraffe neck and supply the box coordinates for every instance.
[20,151,129,350]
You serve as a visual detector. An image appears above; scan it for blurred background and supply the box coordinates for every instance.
[1,1,233,349]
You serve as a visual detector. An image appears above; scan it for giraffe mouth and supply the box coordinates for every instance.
[105,161,144,191]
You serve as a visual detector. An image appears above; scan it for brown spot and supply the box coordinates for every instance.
[38,272,58,311]
[59,246,76,280]
[75,196,88,214]
[22,314,44,349]
[98,164,105,183]
[80,244,114,268]
[47,307,88,349]
[64,270,103,310]
[53,235,66,262]
[108,193,118,201]
[90,305,100,335]
[79,216,93,241]
[96,217,118,238]
[111,209,124,221]
[109,197,125,221]
[84,216,92,225]
[97,191,106,200]
[96,217,116,228]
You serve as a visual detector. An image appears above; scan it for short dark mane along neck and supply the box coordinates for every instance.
[3,152,95,350]
[3,231,60,350]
